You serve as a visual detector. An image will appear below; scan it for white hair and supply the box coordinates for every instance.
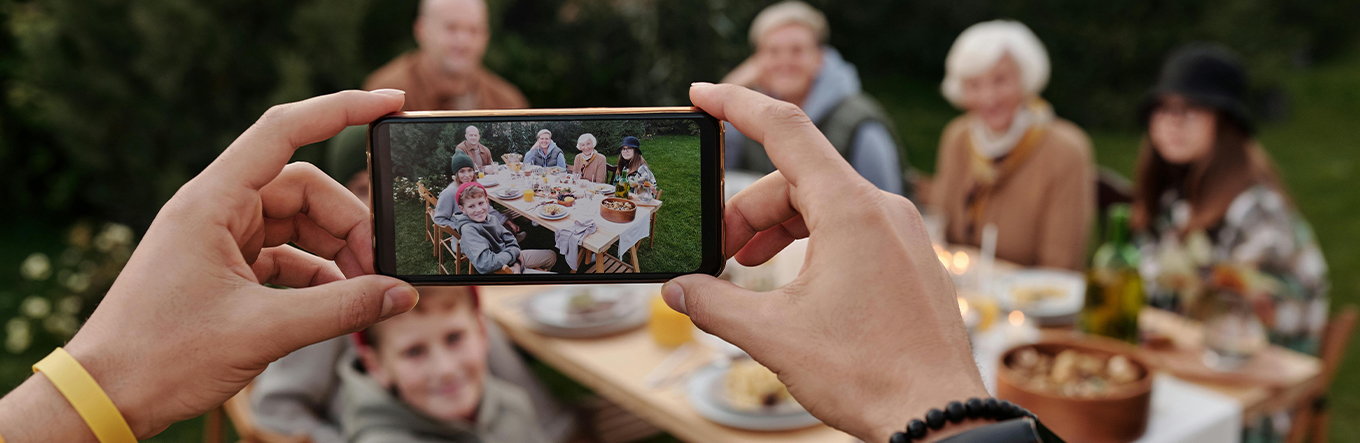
[749,1,828,47]
[577,133,596,146]
[940,20,1050,109]
[536,129,552,138]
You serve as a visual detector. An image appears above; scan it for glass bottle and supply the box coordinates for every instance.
[1081,204,1145,343]
[614,170,630,198]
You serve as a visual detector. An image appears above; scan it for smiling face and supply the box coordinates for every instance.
[458,190,490,223]
[414,0,489,77]
[359,287,487,422]
[537,132,552,150]
[755,24,823,104]
[620,146,635,161]
[577,135,596,155]
[464,126,480,144]
[1149,94,1218,165]
[961,54,1026,133]
[455,167,476,185]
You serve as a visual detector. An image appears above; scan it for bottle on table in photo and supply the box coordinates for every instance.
[614,172,630,198]
[1081,204,1145,344]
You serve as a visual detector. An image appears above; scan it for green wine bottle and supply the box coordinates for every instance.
[1081,204,1145,343]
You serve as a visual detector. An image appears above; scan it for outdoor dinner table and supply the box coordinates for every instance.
[479,285,856,443]
[482,167,658,273]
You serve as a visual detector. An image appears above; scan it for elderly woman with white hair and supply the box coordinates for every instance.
[720,1,910,197]
[928,20,1095,271]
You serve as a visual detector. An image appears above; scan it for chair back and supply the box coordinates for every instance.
[417,182,438,208]
[1319,305,1358,387]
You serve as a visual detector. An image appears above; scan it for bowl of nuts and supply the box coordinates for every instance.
[996,336,1154,443]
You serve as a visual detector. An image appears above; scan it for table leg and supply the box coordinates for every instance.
[595,250,605,273]
[630,245,640,273]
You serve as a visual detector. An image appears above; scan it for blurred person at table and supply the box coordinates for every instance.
[364,0,528,111]
[569,133,609,183]
[928,20,1095,271]
[526,129,567,169]
[720,1,910,197]
[456,125,496,171]
[1132,44,1329,355]
[454,183,557,274]
[344,286,552,443]
[612,136,656,188]
[435,151,524,241]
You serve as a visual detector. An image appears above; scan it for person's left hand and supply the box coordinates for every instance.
[51,90,419,438]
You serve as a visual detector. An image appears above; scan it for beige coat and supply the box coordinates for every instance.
[572,152,609,183]
[929,115,1096,271]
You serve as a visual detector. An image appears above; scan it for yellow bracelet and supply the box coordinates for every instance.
[32,348,137,443]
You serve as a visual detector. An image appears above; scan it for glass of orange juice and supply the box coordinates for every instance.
[523,189,535,202]
[648,295,693,348]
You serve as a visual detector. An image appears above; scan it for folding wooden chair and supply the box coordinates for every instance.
[1287,304,1358,443]
[206,382,311,443]
[416,182,439,257]
[434,219,468,275]
[647,187,664,249]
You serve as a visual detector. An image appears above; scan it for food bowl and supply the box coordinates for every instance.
[557,194,576,207]
[995,336,1154,443]
[600,197,637,223]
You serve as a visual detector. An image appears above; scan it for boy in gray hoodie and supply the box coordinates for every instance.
[452,182,557,274]
[343,286,551,443]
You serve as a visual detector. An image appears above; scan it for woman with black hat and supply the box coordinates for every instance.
[613,136,656,188]
[1133,44,1329,354]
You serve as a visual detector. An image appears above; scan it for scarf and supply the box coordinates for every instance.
[963,99,1054,236]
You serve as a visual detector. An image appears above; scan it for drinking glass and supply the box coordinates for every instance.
[1202,289,1268,371]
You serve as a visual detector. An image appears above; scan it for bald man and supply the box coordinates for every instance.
[364,0,528,111]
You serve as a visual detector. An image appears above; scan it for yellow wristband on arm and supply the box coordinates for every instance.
[32,348,137,443]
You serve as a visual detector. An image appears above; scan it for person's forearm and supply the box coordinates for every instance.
[0,374,99,443]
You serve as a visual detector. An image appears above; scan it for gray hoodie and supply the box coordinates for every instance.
[454,209,521,274]
[337,357,551,443]
[525,142,566,169]
[724,47,904,194]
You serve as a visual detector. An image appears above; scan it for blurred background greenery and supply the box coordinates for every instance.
[1,0,1358,441]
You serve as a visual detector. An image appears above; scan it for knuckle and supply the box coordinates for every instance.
[763,101,811,127]
[338,290,378,333]
[256,103,295,129]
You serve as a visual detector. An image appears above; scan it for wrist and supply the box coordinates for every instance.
[0,373,99,443]
[63,334,157,439]
[864,377,990,443]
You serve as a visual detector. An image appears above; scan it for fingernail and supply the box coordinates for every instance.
[661,281,687,315]
[371,88,406,97]
[380,285,419,319]
[690,82,714,88]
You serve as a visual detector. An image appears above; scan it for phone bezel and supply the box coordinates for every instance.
[369,107,725,285]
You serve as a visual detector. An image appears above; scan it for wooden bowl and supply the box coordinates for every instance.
[556,195,576,207]
[600,197,637,223]
[995,336,1154,443]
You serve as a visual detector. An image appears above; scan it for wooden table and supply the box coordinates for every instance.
[481,285,855,443]
[484,171,654,273]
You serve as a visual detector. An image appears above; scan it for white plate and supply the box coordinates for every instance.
[539,204,570,220]
[477,177,499,187]
[523,287,649,338]
[495,188,523,199]
[687,365,821,431]
[994,269,1086,322]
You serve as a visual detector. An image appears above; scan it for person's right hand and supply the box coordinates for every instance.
[664,84,988,443]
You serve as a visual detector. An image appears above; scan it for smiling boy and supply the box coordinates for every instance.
[341,286,551,443]
[452,183,557,274]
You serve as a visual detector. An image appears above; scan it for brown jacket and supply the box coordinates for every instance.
[929,116,1095,271]
[457,141,495,170]
[572,153,609,183]
[363,51,528,111]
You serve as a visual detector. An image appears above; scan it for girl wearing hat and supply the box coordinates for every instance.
[929,20,1096,271]
[1133,44,1328,358]
[613,136,656,188]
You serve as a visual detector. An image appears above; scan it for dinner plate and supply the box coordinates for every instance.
[477,177,499,187]
[538,204,570,220]
[994,269,1086,325]
[523,287,649,338]
[687,365,821,431]
[495,188,523,199]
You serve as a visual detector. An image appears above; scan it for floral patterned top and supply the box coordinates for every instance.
[1137,185,1330,354]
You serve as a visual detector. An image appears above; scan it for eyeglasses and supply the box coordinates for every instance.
[1151,105,1211,125]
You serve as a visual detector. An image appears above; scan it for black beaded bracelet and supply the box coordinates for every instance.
[889,398,1036,443]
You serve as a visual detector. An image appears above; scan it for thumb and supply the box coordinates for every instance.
[263,275,419,352]
[663,274,772,350]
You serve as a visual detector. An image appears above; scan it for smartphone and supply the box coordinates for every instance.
[369,107,725,285]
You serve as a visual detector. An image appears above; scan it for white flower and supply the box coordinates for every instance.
[21,296,52,319]
[94,223,135,252]
[20,253,51,281]
[5,318,32,354]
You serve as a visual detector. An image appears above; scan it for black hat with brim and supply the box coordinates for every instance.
[1138,43,1255,135]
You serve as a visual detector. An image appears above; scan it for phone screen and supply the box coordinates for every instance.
[369,109,725,284]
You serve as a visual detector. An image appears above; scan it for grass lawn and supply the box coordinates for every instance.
[872,56,1360,442]
[393,134,703,275]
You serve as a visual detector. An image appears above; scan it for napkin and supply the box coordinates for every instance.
[555,219,598,271]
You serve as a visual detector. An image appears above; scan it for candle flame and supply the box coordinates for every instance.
[1009,310,1025,326]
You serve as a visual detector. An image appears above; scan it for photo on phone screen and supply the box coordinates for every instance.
[369,109,725,284]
